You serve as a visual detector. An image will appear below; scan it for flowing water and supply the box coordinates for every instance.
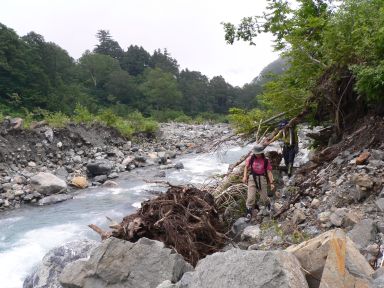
[0,145,250,288]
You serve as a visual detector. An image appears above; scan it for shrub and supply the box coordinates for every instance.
[113,118,134,138]
[73,103,94,124]
[44,112,70,128]
[97,109,119,126]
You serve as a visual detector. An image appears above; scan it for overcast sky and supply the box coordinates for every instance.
[1,0,279,87]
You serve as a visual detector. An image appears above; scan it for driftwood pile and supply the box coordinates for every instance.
[89,185,227,266]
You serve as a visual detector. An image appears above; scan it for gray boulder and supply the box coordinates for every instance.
[59,237,193,288]
[86,160,113,176]
[178,249,308,288]
[38,194,73,206]
[23,239,97,288]
[347,219,377,251]
[30,172,67,195]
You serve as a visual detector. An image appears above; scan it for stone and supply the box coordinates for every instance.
[174,162,184,170]
[311,198,320,209]
[13,175,27,184]
[156,280,178,288]
[352,174,374,189]
[71,176,88,189]
[72,155,82,163]
[86,160,113,176]
[30,172,68,195]
[38,194,72,205]
[286,229,374,288]
[102,180,118,187]
[343,212,360,228]
[376,198,384,212]
[347,219,377,250]
[107,172,119,179]
[94,175,108,183]
[178,249,308,288]
[330,208,347,227]
[355,151,370,165]
[231,217,250,236]
[23,239,97,288]
[59,237,192,288]
[318,211,331,223]
[241,225,261,241]
[292,209,306,224]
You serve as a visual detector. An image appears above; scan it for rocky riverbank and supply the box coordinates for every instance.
[0,121,233,211]
[21,115,384,287]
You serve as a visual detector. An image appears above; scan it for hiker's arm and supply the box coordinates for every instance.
[264,131,281,145]
[243,165,248,184]
[267,170,275,189]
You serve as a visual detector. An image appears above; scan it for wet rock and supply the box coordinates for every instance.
[30,172,68,195]
[107,172,119,179]
[102,180,118,187]
[178,249,308,288]
[59,237,192,288]
[38,194,72,205]
[87,160,113,176]
[94,175,108,183]
[23,239,97,288]
[174,162,184,170]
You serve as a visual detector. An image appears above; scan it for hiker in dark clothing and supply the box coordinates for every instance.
[243,145,275,219]
[264,120,298,178]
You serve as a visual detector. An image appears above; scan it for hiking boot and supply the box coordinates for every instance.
[245,208,252,221]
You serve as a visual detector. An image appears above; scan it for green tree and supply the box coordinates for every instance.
[178,69,210,115]
[94,30,124,60]
[139,68,182,111]
[120,45,151,76]
[150,48,179,76]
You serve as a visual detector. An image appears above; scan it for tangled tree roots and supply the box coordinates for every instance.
[89,186,227,266]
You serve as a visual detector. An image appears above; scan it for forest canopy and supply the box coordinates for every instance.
[0,24,283,124]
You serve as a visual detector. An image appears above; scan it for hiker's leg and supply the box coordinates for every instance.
[283,146,289,168]
[246,177,256,209]
[287,147,295,177]
[259,177,270,207]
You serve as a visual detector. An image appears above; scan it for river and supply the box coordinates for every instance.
[0,145,249,288]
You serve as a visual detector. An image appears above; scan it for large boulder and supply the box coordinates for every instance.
[23,239,97,288]
[30,172,68,195]
[177,249,308,288]
[86,160,113,176]
[286,229,374,288]
[59,237,193,288]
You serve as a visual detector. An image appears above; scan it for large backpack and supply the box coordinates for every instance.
[249,155,270,190]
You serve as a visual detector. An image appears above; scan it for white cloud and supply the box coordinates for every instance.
[0,0,279,87]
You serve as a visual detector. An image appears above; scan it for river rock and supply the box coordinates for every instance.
[23,239,97,288]
[86,160,113,176]
[59,237,193,288]
[102,180,118,187]
[30,172,67,195]
[178,249,308,288]
[38,194,73,206]
[71,176,88,189]
[94,175,108,183]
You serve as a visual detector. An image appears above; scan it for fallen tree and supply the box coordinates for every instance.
[89,185,227,266]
